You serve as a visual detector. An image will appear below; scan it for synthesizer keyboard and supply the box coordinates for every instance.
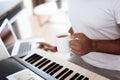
[21,49,109,80]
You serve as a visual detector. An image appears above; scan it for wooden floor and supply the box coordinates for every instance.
[30,12,71,45]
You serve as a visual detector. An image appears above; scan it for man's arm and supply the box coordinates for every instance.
[92,38,120,55]
[92,24,120,55]
[70,25,120,56]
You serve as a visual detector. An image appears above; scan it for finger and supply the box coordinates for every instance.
[71,33,84,40]
[38,42,52,47]
[71,49,83,56]
[71,49,80,56]
[44,47,56,52]
[38,42,52,49]
[71,33,80,40]
[38,43,44,48]
[44,48,49,51]
[70,45,81,52]
[69,39,80,46]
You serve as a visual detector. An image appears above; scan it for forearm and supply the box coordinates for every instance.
[92,38,120,55]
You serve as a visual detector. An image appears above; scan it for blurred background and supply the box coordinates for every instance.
[0,0,71,45]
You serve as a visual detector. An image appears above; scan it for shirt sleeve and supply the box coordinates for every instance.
[113,0,120,24]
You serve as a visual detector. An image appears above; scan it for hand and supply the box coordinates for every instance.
[38,42,57,52]
[69,33,93,56]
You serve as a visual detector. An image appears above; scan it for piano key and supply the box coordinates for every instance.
[52,66,66,78]
[38,60,51,69]
[55,68,69,79]
[76,75,85,80]
[35,58,47,67]
[82,71,99,80]
[43,62,56,72]
[64,62,95,80]
[59,70,73,80]
[46,64,59,73]
[93,73,104,80]
[25,54,39,62]
[49,65,63,76]
[32,58,45,66]
[69,73,80,80]
[29,56,43,64]
[25,53,37,61]
[40,62,53,70]
[83,77,89,80]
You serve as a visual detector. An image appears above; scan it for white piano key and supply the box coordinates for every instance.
[46,64,60,74]
[55,68,69,79]
[40,62,53,70]
[49,65,63,76]
[35,58,47,67]
[65,72,80,80]
[32,57,44,66]
[52,67,66,78]
[43,62,57,72]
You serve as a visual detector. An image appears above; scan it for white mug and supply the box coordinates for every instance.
[56,33,70,53]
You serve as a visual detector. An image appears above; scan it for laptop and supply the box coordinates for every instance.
[0,19,44,59]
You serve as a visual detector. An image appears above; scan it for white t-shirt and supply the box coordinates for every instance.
[68,0,120,70]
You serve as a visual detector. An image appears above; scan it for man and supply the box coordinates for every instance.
[39,0,120,79]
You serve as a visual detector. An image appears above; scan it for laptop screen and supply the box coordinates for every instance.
[1,23,15,55]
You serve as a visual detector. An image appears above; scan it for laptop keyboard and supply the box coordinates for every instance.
[18,42,32,53]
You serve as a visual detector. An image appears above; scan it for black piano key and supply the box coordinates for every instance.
[43,62,56,72]
[27,55,40,63]
[70,73,80,80]
[49,66,63,75]
[83,77,89,80]
[38,60,51,69]
[76,75,85,80]
[55,68,69,79]
[30,56,43,64]
[59,70,73,80]
[46,64,59,73]
[35,58,47,67]
[25,53,37,61]
[25,54,39,62]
